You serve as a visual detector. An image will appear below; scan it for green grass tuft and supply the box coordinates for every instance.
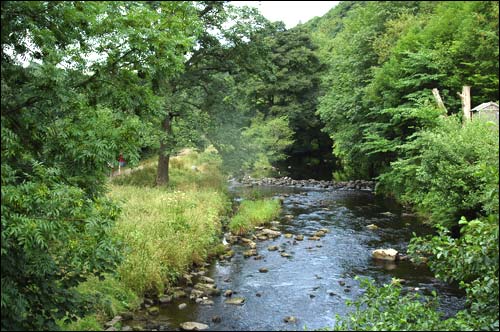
[229,199,281,235]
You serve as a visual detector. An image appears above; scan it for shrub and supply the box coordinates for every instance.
[409,216,499,330]
[378,117,499,229]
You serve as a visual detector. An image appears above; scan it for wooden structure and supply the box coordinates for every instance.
[470,101,499,124]
[458,86,499,124]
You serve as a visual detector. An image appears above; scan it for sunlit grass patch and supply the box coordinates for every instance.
[108,185,229,296]
[62,315,103,331]
[229,199,281,235]
[110,148,225,191]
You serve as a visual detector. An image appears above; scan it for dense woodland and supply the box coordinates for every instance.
[1,1,498,331]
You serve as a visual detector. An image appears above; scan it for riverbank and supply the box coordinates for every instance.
[60,150,231,330]
[60,149,283,331]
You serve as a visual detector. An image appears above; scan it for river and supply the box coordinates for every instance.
[126,184,465,331]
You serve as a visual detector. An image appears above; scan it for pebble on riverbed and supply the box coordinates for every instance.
[179,322,209,331]
[267,245,279,251]
[224,297,245,305]
[243,249,258,257]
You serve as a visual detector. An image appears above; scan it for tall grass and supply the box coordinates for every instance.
[60,149,230,330]
[109,185,228,295]
[229,199,281,235]
[108,149,229,295]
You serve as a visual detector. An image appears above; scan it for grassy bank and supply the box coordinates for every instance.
[229,199,282,235]
[61,149,230,330]
[109,185,228,295]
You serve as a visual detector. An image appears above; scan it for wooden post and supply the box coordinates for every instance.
[432,88,447,113]
[458,86,471,122]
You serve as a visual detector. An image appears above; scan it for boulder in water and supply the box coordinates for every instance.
[180,322,209,331]
[262,228,281,238]
[372,248,399,261]
[225,297,245,305]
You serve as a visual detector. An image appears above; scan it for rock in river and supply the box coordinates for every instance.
[225,297,245,305]
[372,248,399,261]
[243,249,258,258]
[180,322,209,331]
[104,315,122,328]
[147,307,159,315]
[199,276,215,284]
[313,230,326,237]
[262,228,281,238]
[159,296,172,305]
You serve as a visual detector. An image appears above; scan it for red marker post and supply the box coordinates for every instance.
[118,154,126,175]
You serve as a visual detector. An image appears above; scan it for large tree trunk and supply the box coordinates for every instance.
[156,114,172,186]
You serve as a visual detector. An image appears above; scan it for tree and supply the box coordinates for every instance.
[153,2,284,184]
[1,1,200,329]
[248,24,332,172]
[314,1,498,179]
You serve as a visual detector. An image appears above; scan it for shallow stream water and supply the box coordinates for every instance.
[128,184,465,331]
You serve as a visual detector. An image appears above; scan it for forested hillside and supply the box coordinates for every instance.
[306,1,498,330]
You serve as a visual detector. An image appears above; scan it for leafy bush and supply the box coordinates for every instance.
[378,117,499,228]
[331,277,477,331]
[1,164,123,330]
[409,216,499,330]
[332,278,445,331]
